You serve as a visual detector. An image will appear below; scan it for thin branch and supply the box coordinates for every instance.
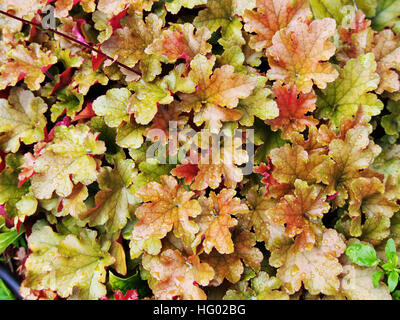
[0,9,142,77]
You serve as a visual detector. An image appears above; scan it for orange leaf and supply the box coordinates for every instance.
[243,0,312,52]
[146,23,212,63]
[276,229,346,295]
[267,18,338,93]
[270,144,329,186]
[349,177,399,221]
[325,123,382,207]
[131,176,201,246]
[179,55,257,127]
[147,103,187,144]
[266,83,317,138]
[268,179,330,250]
[190,137,249,190]
[0,43,57,91]
[289,126,328,156]
[202,250,244,286]
[195,189,248,254]
[372,29,400,94]
[193,104,243,133]
[202,230,262,286]
[142,249,214,300]
[338,10,371,46]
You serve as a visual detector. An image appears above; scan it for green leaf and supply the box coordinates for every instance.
[310,0,346,23]
[346,0,377,17]
[0,278,15,300]
[372,0,400,33]
[161,64,196,94]
[393,290,400,300]
[388,271,399,292]
[93,10,113,43]
[316,53,383,125]
[218,16,246,48]
[23,223,115,300]
[194,0,255,33]
[128,141,152,165]
[0,216,6,232]
[223,271,288,300]
[109,270,151,298]
[0,228,23,255]
[361,217,391,246]
[217,46,245,73]
[0,168,37,221]
[372,270,384,288]
[128,80,174,125]
[311,0,377,22]
[132,160,175,192]
[5,153,24,169]
[165,0,207,14]
[254,120,286,164]
[87,159,137,233]
[372,144,400,177]
[391,212,400,250]
[88,117,120,156]
[50,87,84,122]
[70,59,109,95]
[345,243,379,267]
[54,47,84,69]
[92,88,132,128]
[31,124,106,200]
[385,238,398,265]
[381,101,400,141]
[0,88,48,153]
[238,76,278,127]
[116,122,146,150]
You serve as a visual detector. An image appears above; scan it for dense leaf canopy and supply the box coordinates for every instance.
[0,0,399,300]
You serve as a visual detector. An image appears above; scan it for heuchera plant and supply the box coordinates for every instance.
[0,0,399,300]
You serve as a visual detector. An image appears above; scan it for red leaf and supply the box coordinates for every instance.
[40,65,52,73]
[171,163,199,185]
[254,160,278,195]
[15,220,23,233]
[57,200,63,213]
[29,16,41,40]
[91,51,106,72]
[0,205,14,228]
[72,19,88,45]
[109,9,128,31]
[0,88,10,99]
[100,290,139,300]
[0,150,6,172]
[73,102,96,121]
[115,290,138,300]
[17,72,26,82]
[23,216,36,237]
[51,67,74,95]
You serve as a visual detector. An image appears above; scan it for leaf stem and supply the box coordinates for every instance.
[0,10,142,77]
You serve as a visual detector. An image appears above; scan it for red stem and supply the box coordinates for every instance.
[0,9,142,77]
